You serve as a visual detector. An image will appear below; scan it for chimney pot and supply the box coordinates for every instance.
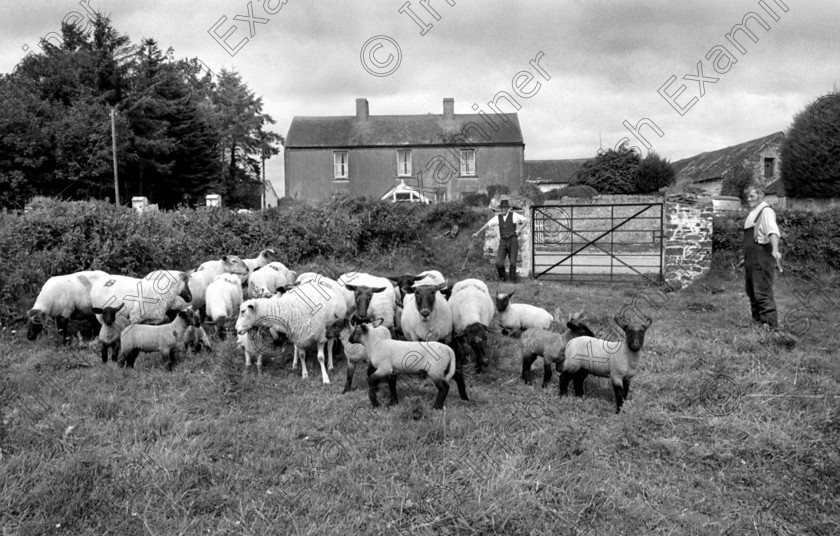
[443,98,454,120]
[356,98,369,121]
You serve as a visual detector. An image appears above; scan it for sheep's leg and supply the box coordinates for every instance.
[612,382,626,414]
[623,378,631,400]
[112,339,121,362]
[217,316,227,340]
[245,348,252,373]
[56,316,70,345]
[343,361,357,394]
[452,370,469,401]
[167,348,179,372]
[572,370,588,397]
[326,339,334,371]
[296,346,309,379]
[387,374,399,406]
[292,345,300,370]
[521,353,538,385]
[542,358,553,389]
[558,370,574,396]
[432,379,450,410]
[367,364,381,408]
[100,341,110,364]
[471,341,487,373]
[316,342,331,384]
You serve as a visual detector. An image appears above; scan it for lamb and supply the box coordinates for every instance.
[339,272,397,333]
[27,270,110,344]
[235,291,343,384]
[495,290,553,337]
[449,278,495,372]
[325,316,368,393]
[401,282,453,344]
[520,309,595,388]
[560,314,653,413]
[117,307,198,371]
[91,270,192,362]
[188,256,250,310]
[247,262,296,300]
[348,318,469,409]
[205,273,244,339]
[183,312,212,353]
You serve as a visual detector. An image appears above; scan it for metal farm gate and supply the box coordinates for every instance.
[531,203,664,283]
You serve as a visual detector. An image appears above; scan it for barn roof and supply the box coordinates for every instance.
[672,132,785,184]
[286,113,524,148]
[524,159,589,184]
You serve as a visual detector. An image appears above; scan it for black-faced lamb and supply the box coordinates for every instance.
[520,309,595,388]
[27,270,110,344]
[205,273,244,339]
[495,290,553,337]
[449,278,495,372]
[117,307,198,371]
[348,318,469,409]
[560,314,653,413]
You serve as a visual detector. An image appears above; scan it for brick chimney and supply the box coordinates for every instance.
[356,98,369,121]
[443,98,454,120]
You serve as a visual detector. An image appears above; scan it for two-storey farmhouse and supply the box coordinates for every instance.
[284,98,525,203]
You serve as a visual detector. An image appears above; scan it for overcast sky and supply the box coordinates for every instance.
[2,0,838,195]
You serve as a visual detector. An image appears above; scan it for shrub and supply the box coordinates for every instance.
[572,146,640,194]
[781,90,840,198]
[719,163,753,204]
[635,152,676,194]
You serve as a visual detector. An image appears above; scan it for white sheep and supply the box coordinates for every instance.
[243,248,278,276]
[325,316,368,393]
[27,270,110,344]
[401,282,453,344]
[117,307,197,371]
[339,272,397,333]
[495,290,553,337]
[288,272,348,373]
[520,309,594,388]
[449,278,496,372]
[247,262,296,299]
[349,318,469,409]
[560,314,653,413]
[205,273,244,339]
[235,292,343,384]
[91,270,193,363]
[188,256,250,310]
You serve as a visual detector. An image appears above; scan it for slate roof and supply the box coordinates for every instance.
[525,159,589,184]
[672,132,784,184]
[285,114,524,148]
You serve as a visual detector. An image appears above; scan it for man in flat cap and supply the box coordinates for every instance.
[473,199,528,282]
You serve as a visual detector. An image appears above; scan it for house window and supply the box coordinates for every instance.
[436,191,447,203]
[334,152,348,179]
[460,149,476,176]
[397,150,412,177]
[764,158,775,179]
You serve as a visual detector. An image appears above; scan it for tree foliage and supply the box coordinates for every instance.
[781,90,840,198]
[0,15,282,209]
[635,152,676,193]
[571,146,640,194]
[720,163,754,204]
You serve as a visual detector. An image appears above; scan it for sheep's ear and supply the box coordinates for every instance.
[508,290,515,298]
[614,314,628,331]
[345,283,358,292]
[566,321,578,330]
[372,317,384,328]
[642,316,653,329]
[372,286,387,293]
[116,303,125,312]
[435,282,447,292]
[91,307,103,315]
[247,303,255,311]
[222,255,229,261]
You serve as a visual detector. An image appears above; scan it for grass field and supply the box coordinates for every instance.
[1,235,839,535]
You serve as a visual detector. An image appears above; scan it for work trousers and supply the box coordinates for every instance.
[744,226,778,328]
[496,235,519,281]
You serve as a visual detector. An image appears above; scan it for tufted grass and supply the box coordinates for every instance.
[1,228,839,536]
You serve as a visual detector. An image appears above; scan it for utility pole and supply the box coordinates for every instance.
[111,108,119,205]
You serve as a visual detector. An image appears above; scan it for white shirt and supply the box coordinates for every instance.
[744,201,780,244]
[485,211,527,231]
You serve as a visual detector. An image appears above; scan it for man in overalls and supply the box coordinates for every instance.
[473,199,528,282]
[743,187,782,330]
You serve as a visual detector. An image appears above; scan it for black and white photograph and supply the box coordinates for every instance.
[1,1,838,534]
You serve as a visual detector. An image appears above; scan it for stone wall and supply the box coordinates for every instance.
[481,195,714,289]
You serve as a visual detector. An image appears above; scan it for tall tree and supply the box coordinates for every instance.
[781,90,840,198]
[572,146,640,194]
[635,152,676,194]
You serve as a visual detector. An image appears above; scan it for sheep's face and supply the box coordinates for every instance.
[26,309,47,340]
[495,293,512,312]
[177,308,197,325]
[259,249,277,263]
[235,302,258,334]
[615,314,653,352]
[387,274,417,303]
[411,283,446,319]
[92,303,126,326]
[222,255,250,278]
[326,317,351,340]
[348,322,369,345]
[345,284,387,321]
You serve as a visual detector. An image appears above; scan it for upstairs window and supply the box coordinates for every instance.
[397,150,412,177]
[460,149,476,176]
[334,152,348,179]
[764,157,775,179]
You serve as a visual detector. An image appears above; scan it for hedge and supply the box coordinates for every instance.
[0,197,482,324]
[712,207,840,276]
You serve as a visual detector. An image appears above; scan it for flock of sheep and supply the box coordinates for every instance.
[25,249,653,413]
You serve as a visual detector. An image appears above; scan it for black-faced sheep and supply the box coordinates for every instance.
[495,290,553,337]
[401,282,453,344]
[449,278,495,372]
[117,307,198,371]
[340,272,397,335]
[560,314,653,413]
[27,270,110,344]
[348,318,469,409]
[520,309,594,388]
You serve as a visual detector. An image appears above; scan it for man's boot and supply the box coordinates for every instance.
[510,267,518,283]
[497,266,507,281]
